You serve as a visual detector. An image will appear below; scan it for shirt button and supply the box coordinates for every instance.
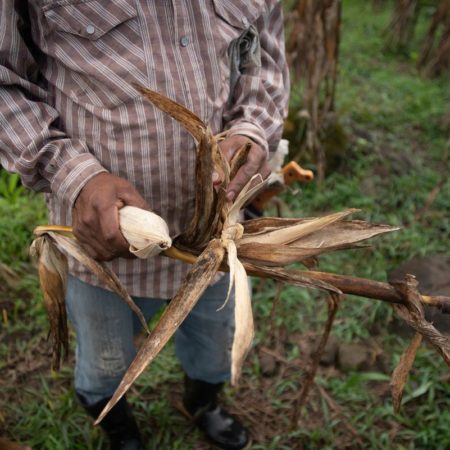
[180,36,189,47]
[242,16,249,27]
[86,24,96,35]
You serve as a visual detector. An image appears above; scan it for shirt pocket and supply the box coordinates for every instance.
[211,0,266,32]
[209,1,266,108]
[42,0,145,108]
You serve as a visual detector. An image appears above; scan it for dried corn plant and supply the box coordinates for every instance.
[418,0,450,77]
[385,0,420,51]
[32,87,450,425]
[285,0,342,182]
[385,0,450,77]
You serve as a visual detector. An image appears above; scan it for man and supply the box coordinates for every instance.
[0,1,289,448]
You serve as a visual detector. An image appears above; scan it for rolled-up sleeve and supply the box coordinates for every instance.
[222,1,290,155]
[0,1,106,206]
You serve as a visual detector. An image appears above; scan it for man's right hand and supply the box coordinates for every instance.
[72,173,150,261]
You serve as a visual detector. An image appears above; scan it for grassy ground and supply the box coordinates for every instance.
[1,1,449,449]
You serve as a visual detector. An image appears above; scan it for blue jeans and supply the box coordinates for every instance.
[66,274,235,405]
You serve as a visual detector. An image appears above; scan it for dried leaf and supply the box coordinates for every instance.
[238,209,359,246]
[242,217,306,235]
[238,242,337,266]
[136,86,230,248]
[229,141,252,180]
[220,240,238,310]
[95,239,225,424]
[244,262,342,294]
[238,218,397,266]
[179,132,219,247]
[290,220,399,249]
[230,256,253,385]
[134,85,206,142]
[30,236,68,369]
[227,174,275,224]
[391,333,422,414]
[0,262,20,289]
[47,232,150,335]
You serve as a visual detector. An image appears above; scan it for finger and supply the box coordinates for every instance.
[97,204,130,256]
[227,163,263,201]
[72,206,115,258]
[249,165,271,188]
[219,135,248,162]
[72,210,95,247]
[74,201,128,260]
[226,149,267,201]
[260,161,272,180]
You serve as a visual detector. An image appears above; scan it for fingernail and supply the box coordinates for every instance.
[212,171,220,183]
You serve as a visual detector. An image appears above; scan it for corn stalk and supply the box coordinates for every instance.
[385,0,420,51]
[418,0,450,77]
[285,0,342,182]
[32,87,450,425]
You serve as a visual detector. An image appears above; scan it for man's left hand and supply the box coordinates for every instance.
[218,135,271,202]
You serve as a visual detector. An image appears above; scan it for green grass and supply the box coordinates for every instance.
[0,189,47,269]
[1,1,450,449]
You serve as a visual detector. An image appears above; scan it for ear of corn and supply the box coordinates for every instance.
[118,206,172,258]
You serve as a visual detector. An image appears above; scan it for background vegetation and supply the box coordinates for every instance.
[0,1,449,449]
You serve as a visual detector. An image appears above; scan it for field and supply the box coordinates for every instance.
[1,1,449,449]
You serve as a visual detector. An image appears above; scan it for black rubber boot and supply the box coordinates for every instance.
[183,376,250,450]
[77,393,143,450]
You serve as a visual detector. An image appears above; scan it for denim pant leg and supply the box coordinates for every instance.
[66,275,164,405]
[175,274,235,384]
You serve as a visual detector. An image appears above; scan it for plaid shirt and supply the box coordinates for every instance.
[0,0,289,298]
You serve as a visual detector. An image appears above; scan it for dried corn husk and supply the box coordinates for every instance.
[30,235,68,370]
[237,209,358,246]
[119,206,172,258]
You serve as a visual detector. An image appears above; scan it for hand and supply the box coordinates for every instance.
[218,135,271,201]
[72,173,150,261]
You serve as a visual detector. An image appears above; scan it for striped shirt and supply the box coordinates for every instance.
[0,0,289,298]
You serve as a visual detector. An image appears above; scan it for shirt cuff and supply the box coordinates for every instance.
[51,153,107,207]
[225,121,269,154]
